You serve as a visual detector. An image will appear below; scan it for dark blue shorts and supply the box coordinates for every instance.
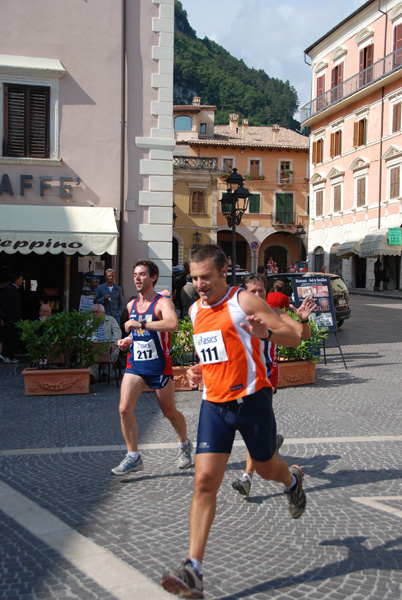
[125,370,173,389]
[196,387,277,462]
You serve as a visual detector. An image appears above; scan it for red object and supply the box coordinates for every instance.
[266,291,289,309]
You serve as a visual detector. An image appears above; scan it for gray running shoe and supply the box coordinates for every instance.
[231,474,251,496]
[0,354,11,363]
[162,559,204,599]
[276,433,284,454]
[177,440,193,469]
[286,465,306,519]
[111,454,144,476]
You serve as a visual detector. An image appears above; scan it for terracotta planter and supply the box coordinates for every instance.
[277,360,316,388]
[22,367,91,396]
[173,365,197,391]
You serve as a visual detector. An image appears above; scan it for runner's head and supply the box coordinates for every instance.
[243,274,267,300]
[133,260,159,292]
[190,244,228,305]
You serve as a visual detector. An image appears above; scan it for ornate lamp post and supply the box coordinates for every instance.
[295,222,306,267]
[220,168,250,285]
[192,230,201,249]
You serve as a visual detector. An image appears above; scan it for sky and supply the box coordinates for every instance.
[179,0,368,118]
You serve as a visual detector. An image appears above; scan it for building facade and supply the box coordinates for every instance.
[0,0,175,318]
[174,99,310,272]
[302,0,402,290]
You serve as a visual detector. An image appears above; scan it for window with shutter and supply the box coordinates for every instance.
[353,119,367,147]
[359,44,374,87]
[393,23,402,68]
[248,194,260,214]
[392,102,401,133]
[3,84,50,158]
[249,160,260,177]
[275,193,293,223]
[316,74,325,110]
[330,131,342,157]
[333,184,341,212]
[356,177,366,207]
[312,139,323,164]
[190,191,205,214]
[390,166,400,199]
[222,158,233,174]
[315,190,323,216]
[331,64,343,102]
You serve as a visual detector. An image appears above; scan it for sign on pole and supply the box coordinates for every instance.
[389,227,402,246]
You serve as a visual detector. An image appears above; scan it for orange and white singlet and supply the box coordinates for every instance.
[189,287,271,403]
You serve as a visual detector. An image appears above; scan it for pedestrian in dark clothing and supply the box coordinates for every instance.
[374,258,382,291]
[0,273,24,363]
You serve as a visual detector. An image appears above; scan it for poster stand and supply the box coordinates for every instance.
[291,276,347,370]
[321,331,347,370]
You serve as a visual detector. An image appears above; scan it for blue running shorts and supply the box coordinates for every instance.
[125,371,173,390]
[196,387,277,462]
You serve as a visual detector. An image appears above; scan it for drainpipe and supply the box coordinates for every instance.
[119,0,126,287]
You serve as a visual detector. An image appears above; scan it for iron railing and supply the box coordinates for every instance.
[301,47,402,122]
[173,156,219,170]
[273,212,296,224]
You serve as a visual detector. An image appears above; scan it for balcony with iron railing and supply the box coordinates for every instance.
[273,211,296,224]
[301,47,402,123]
[173,156,219,170]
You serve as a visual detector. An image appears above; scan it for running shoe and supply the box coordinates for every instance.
[161,559,204,599]
[276,433,284,454]
[8,357,19,363]
[0,354,11,363]
[177,440,193,469]
[231,474,251,496]
[110,454,144,476]
[285,465,306,519]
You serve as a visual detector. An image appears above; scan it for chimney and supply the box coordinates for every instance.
[241,118,249,135]
[272,124,280,143]
[229,113,239,131]
[192,96,201,106]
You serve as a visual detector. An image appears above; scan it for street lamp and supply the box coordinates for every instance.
[295,222,306,267]
[173,203,177,227]
[220,168,250,285]
[192,230,201,249]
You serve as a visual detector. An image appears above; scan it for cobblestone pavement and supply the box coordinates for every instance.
[1,295,402,599]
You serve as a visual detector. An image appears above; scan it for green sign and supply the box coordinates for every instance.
[389,227,402,246]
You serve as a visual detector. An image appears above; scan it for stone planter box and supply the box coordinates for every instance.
[22,367,91,396]
[277,360,316,388]
[173,365,198,391]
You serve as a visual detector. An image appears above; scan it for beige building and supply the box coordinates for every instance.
[0,0,175,318]
[174,99,310,272]
[302,0,402,290]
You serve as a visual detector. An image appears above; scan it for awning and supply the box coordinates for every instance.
[336,239,361,259]
[0,205,119,255]
[359,229,401,258]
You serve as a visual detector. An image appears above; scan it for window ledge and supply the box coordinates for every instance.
[0,157,62,167]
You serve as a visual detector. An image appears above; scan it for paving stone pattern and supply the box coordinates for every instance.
[1,295,402,599]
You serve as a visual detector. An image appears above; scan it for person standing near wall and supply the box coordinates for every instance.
[94,268,124,324]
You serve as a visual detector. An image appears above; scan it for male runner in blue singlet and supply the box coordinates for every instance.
[112,260,192,475]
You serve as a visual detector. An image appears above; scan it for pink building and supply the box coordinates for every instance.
[0,0,175,318]
[302,0,402,290]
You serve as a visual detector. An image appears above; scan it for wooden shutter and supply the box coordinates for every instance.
[353,122,359,147]
[248,194,260,214]
[357,178,366,207]
[316,75,325,109]
[393,102,401,133]
[312,141,318,164]
[3,84,49,158]
[333,185,341,212]
[330,133,335,158]
[394,24,402,66]
[390,167,400,198]
[316,191,323,216]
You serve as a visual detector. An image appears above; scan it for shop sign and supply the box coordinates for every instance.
[0,173,81,199]
[389,227,402,246]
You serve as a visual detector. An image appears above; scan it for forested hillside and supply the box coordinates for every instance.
[174,1,300,130]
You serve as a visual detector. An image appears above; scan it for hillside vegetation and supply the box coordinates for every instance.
[174,1,300,130]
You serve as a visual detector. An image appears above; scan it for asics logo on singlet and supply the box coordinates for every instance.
[197,335,218,345]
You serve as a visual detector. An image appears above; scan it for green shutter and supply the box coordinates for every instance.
[248,194,260,214]
[275,193,294,223]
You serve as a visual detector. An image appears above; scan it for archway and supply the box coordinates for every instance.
[329,243,342,275]
[217,230,248,269]
[314,246,324,271]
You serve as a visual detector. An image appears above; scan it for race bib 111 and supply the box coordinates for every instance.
[193,330,228,364]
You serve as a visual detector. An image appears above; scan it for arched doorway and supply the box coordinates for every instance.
[264,245,288,273]
[173,237,178,266]
[314,246,324,271]
[217,230,248,269]
[329,243,342,275]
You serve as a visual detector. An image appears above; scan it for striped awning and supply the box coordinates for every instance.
[336,239,361,259]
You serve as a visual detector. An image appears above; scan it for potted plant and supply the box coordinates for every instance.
[170,317,197,391]
[276,311,328,388]
[17,310,109,396]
